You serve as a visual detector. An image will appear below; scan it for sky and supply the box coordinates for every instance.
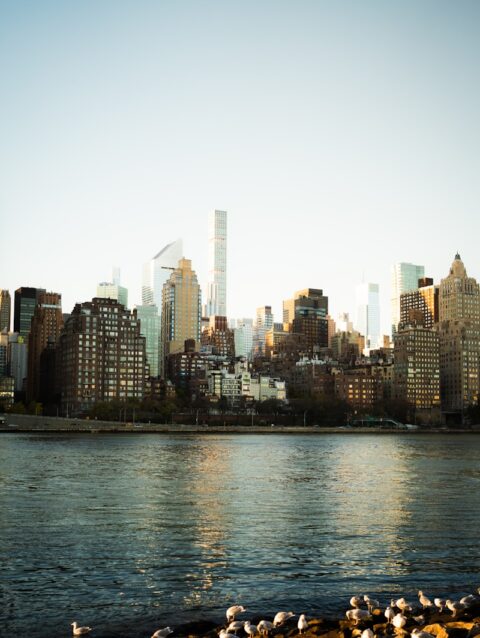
[1,0,479,334]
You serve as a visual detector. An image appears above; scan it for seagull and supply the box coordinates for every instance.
[411,629,436,638]
[227,621,244,634]
[361,629,374,638]
[257,620,274,635]
[446,600,465,617]
[71,622,92,636]
[364,596,380,613]
[412,615,425,625]
[418,591,433,609]
[273,612,295,627]
[396,598,412,613]
[460,595,480,607]
[219,631,237,638]
[346,609,370,625]
[151,629,173,638]
[244,622,259,638]
[392,613,407,630]
[226,606,247,622]
[385,607,395,624]
[351,596,365,609]
[298,614,308,634]
[434,598,446,613]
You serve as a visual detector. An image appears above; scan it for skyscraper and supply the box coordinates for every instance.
[161,258,202,377]
[356,282,381,354]
[14,287,46,338]
[142,239,183,310]
[283,288,329,352]
[438,253,480,416]
[253,306,273,357]
[97,271,128,309]
[135,304,161,377]
[0,290,11,332]
[205,210,227,317]
[391,262,425,335]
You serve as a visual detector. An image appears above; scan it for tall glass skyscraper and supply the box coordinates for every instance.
[205,210,227,317]
[355,282,381,354]
[142,239,183,311]
[391,262,425,335]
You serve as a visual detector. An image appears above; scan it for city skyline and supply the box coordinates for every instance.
[1,1,480,332]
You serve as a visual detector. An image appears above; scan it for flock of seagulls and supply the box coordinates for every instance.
[69,587,480,637]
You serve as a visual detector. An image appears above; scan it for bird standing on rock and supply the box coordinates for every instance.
[385,607,395,624]
[346,609,370,625]
[226,606,247,622]
[361,629,374,638]
[298,614,308,634]
[364,596,380,613]
[396,598,412,613]
[434,598,446,613]
[257,620,274,635]
[71,622,92,635]
[244,621,259,638]
[418,591,433,609]
[350,596,365,609]
[219,631,237,638]
[227,621,244,634]
[392,613,407,630]
[446,600,465,617]
[151,628,173,638]
[273,612,295,627]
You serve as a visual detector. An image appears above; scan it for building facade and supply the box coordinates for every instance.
[161,258,202,376]
[355,282,381,354]
[14,287,46,338]
[0,290,11,332]
[142,239,183,309]
[391,262,425,335]
[56,298,146,415]
[205,209,227,317]
[399,278,438,330]
[135,304,161,377]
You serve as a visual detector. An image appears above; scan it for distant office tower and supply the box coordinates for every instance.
[205,210,227,317]
[0,330,7,376]
[8,333,27,392]
[57,298,146,415]
[142,239,183,309]
[14,287,46,338]
[0,290,11,332]
[161,258,202,377]
[399,277,439,329]
[336,312,353,333]
[135,304,161,377]
[97,268,128,308]
[394,325,441,423]
[26,292,64,403]
[391,262,425,335]
[438,254,480,416]
[356,282,381,354]
[253,306,273,357]
[234,318,254,360]
[283,289,329,352]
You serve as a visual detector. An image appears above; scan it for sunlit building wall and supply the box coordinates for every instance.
[355,282,381,354]
[391,262,425,335]
[205,210,227,318]
[142,239,183,310]
[135,304,161,377]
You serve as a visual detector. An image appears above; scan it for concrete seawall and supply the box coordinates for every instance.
[1,413,478,434]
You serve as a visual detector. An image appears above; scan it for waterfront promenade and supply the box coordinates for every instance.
[1,413,478,433]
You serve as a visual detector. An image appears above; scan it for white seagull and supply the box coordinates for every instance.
[226,606,247,622]
[71,622,92,636]
[385,607,395,624]
[396,598,412,613]
[227,621,244,634]
[219,631,237,638]
[273,612,295,627]
[257,620,274,635]
[392,613,407,630]
[151,628,173,638]
[244,622,259,638]
[434,598,446,613]
[361,629,374,638]
[364,596,380,613]
[350,596,365,609]
[446,600,465,617]
[346,609,370,625]
[418,591,433,609]
[460,594,480,607]
[298,614,308,634]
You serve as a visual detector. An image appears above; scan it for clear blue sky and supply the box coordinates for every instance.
[1,0,479,333]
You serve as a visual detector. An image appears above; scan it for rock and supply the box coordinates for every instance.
[422,624,449,638]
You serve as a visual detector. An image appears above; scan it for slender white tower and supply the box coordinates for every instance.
[206,210,227,317]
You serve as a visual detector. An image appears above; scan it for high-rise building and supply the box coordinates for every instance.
[8,333,27,392]
[253,306,273,357]
[0,290,11,332]
[391,262,425,335]
[283,289,329,353]
[438,254,480,416]
[14,287,46,338]
[233,318,254,360]
[394,324,441,424]
[97,268,128,308]
[142,239,183,309]
[205,210,227,317]
[56,298,146,415]
[399,278,439,329]
[200,315,235,357]
[26,292,64,403]
[161,258,202,377]
[135,304,161,378]
[356,282,381,354]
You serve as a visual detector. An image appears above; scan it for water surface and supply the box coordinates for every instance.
[1,433,479,637]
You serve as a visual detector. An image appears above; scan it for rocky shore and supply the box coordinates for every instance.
[165,600,480,638]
